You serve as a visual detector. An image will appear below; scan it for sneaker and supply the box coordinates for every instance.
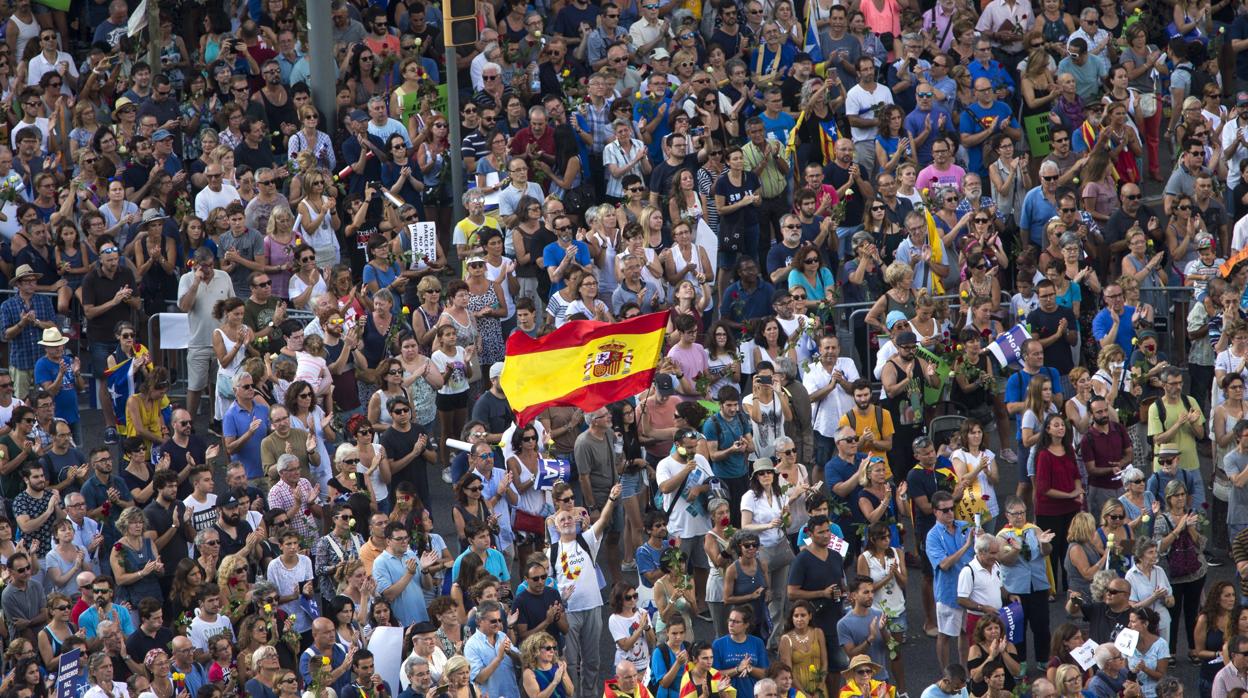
[621,560,637,572]
[696,609,713,622]
[441,468,453,484]
[104,427,118,445]
[1001,448,1018,464]
[1208,556,1225,567]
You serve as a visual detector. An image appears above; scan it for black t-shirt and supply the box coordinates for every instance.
[823,162,865,226]
[905,466,941,534]
[125,626,175,661]
[214,520,255,558]
[1080,601,1130,644]
[786,548,846,642]
[235,140,276,171]
[513,585,565,647]
[649,154,699,207]
[470,392,513,437]
[144,498,190,572]
[1028,306,1079,374]
[81,266,139,342]
[160,436,208,500]
[380,424,428,490]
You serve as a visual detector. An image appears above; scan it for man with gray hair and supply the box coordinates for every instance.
[1214,633,1248,697]
[244,167,291,234]
[1019,158,1062,249]
[1028,677,1057,698]
[223,371,270,482]
[574,407,621,572]
[1087,643,1143,698]
[402,655,433,695]
[753,678,780,698]
[510,105,556,178]
[956,533,1007,638]
[366,95,409,147]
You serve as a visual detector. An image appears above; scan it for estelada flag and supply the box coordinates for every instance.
[500,311,668,426]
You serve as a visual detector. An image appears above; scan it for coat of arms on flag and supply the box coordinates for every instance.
[584,340,634,382]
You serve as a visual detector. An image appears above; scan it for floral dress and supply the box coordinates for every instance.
[467,285,504,366]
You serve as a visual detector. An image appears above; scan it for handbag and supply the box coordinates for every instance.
[513,508,545,535]
[215,370,236,401]
[1135,89,1158,119]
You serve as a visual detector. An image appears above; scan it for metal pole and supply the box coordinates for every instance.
[307,0,337,128]
[145,0,160,74]
[445,44,465,224]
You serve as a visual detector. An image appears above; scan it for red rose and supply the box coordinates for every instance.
[303,508,312,516]
[981,495,990,501]
[101,502,111,515]
[668,538,678,548]
[113,543,122,552]
[981,329,991,339]
[719,517,731,527]
[228,576,240,587]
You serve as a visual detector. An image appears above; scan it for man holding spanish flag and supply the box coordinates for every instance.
[499,311,669,428]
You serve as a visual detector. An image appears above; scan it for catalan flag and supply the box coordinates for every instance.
[104,345,148,427]
[500,311,668,426]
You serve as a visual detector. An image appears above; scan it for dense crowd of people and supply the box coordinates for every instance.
[1,0,1248,695]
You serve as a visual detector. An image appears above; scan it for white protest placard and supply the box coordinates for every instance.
[368,626,404,692]
[696,217,718,276]
[482,172,502,210]
[1070,639,1099,671]
[1114,628,1140,657]
[408,222,438,265]
[826,533,850,557]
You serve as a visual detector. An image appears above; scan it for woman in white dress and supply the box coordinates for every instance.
[295,170,341,268]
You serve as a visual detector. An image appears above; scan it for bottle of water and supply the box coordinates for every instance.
[530,62,541,94]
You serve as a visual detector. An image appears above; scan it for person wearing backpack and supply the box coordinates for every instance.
[702,386,755,526]
[647,612,690,698]
[1147,367,1207,483]
[551,481,623,698]
[656,428,718,624]
[1153,477,1208,659]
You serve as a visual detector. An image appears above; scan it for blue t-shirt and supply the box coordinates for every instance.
[362,262,400,292]
[635,540,668,590]
[702,412,751,479]
[650,642,688,698]
[450,548,511,584]
[541,240,592,295]
[837,608,890,679]
[959,101,1017,177]
[1092,305,1138,363]
[759,111,797,145]
[712,634,769,697]
[222,401,270,479]
[34,355,79,425]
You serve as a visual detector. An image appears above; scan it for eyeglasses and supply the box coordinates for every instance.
[741,542,759,549]
[974,218,990,224]
[625,593,639,600]
[1106,588,1128,595]
[483,74,499,81]
[935,506,954,513]
[467,486,484,492]
[1106,514,1125,520]
[1042,175,1059,182]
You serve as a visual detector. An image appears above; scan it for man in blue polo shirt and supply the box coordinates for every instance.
[1092,283,1138,363]
[222,372,270,483]
[926,490,975,671]
[1004,339,1064,467]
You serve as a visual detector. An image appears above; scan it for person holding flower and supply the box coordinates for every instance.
[313,504,365,608]
[653,547,697,643]
[741,460,793,646]
[779,601,827,698]
[1091,499,1134,578]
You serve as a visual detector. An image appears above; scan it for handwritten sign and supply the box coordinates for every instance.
[55,649,86,698]
[408,222,438,266]
[1114,627,1140,657]
[1070,639,1099,671]
[826,533,850,557]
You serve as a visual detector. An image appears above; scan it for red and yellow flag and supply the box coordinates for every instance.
[500,311,669,426]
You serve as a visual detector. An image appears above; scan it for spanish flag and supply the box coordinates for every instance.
[500,311,669,426]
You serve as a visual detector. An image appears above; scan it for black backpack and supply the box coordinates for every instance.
[647,644,675,696]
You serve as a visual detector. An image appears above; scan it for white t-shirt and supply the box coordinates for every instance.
[182,493,218,533]
[956,557,1004,612]
[608,609,651,672]
[655,455,714,539]
[803,358,859,439]
[431,347,470,395]
[188,609,234,651]
[552,528,603,613]
[266,554,315,630]
[844,83,894,142]
[741,393,785,460]
[740,489,785,547]
[360,442,389,503]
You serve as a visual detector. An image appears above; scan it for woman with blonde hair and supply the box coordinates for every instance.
[1053,663,1087,697]
[288,105,335,172]
[296,169,341,268]
[435,655,475,698]
[519,631,571,698]
[1065,512,1108,599]
[110,507,162,607]
[864,261,917,333]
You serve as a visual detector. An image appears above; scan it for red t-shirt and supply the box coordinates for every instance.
[1035,448,1082,516]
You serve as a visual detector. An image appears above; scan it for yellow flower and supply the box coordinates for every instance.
[349,518,357,527]
[955,344,962,351]
[561,69,571,78]
[402,306,411,314]
[414,38,423,46]
[809,664,817,673]
[322,656,331,666]
[534,30,542,38]
[1017,308,1025,317]
[921,188,930,196]
[1141,515,1151,523]
[635,91,643,99]
[264,603,272,613]
[960,290,969,300]
[1132,337,1139,345]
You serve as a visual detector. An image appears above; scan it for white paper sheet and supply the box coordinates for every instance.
[368,625,404,694]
